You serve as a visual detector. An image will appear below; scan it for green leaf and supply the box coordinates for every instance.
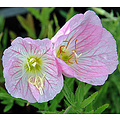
[49,91,64,111]
[93,82,109,109]
[40,110,65,114]
[59,10,67,18]
[26,7,41,21]
[30,102,48,111]
[17,14,36,39]
[84,110,94,114]
[66,7,75,21]
[85,102,93,112]
[2,28,8,49]
[9,30,17,40]
[94,104,109,114]
[75,82,85,104]
[53,14,60,33]
[0,32,3,48]
[84,84,92,96]
[0,16,5,33]
[62,80,75,105]
[48,20,54,39]
[79,91,98,109]
[4,102,13,112]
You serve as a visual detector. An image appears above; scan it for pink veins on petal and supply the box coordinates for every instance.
[2,37,63,103]
[51,10,118,85]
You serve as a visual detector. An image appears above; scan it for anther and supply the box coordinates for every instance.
[73,50,82,64]
[66,36,74,49]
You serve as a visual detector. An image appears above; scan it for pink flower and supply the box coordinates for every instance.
[51,10,118,85]
[2,37,63,103]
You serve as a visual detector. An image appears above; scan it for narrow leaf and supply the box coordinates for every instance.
[94,104,109,114]
[62,82,75,105]
[79,91,98,109]
[75,82,85,104]
[84,84,92,96]
[2,28,8,49]
[48,20,54,39]
[53,14,60,33]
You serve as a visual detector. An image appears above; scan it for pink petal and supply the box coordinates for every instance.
[75,75,108,85]
[51,14,84,43]
[72,59,109,77]
[4,57,37,103]
[52,10,103,53]
[56,58,76,77]
[80,28,118,74]
[3,37,63,103]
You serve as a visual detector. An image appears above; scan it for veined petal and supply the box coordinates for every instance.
[80,28,118,74]
[2,37,63,103]
[51,14,84,43]
[4,57,37,103]
[75,75,108,85]
[72,59,109,77]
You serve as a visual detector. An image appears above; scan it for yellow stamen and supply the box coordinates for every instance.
[65,36,74,49]
[28,73,46,95]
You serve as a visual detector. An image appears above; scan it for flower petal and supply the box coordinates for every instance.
[75,75,108,85]
[4,57,37,103]
[79,28,118,74]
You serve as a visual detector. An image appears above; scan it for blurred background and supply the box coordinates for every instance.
[0,7,120,114]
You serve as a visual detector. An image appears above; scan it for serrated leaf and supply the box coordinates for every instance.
[79,91,98,109]
[94,104,109,114]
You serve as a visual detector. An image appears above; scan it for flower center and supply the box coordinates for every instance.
[28,73,46,95]
[56,36,82,65]
[24,56,42,73]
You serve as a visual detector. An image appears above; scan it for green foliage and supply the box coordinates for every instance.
[0,87,27,112]
[94,104,109,114]
[2,28,8,49]
[17,13,36,39]
[9,30,17,40]
[26,7,55,39]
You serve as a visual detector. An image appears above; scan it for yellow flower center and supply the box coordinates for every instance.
[24,56,42,73]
